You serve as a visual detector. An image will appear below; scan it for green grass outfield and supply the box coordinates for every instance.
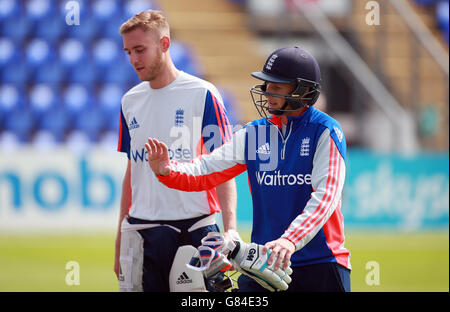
[0,230,448,292]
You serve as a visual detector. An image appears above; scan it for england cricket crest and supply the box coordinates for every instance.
[300,137,310,157]
[175,108,184,127]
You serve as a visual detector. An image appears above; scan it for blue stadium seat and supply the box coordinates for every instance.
[92,38,121,69]
[0,37,17,67]
[105,117,120,134]
[218,87,242,126]
[0,0,21,20]
[28,83,59,118]
[97,83,123,112]
[0,84,24,114]
[101,15,127,40]
[124,0,160,19]
[436,1,449,42]
[25,0,54,22]
[0,61,29,85]
[92,0,121,21]
[67,62,98,84]
[33,16,66,42]
[61,83,93,128]
[98,130,119,150]
[0,131,23,150]
[65,129,93,150]
[414,0,438,6]
[73,106,105,141]
[179,62,202,78]
[65,17,99,42]
[170,40,193,68]
[25,38,54,68]
[103,61,137,84]
[37,106,70,142]
[0,16,31,42]
[0,84,25,127]
[31,130,59,148]
[3,107,35,142]
[33,61,65,84]
[97,83,124,131]
[170,40,203,77]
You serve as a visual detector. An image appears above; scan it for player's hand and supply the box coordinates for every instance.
[228,241,293,291]
[145,138,171,176]
[201,230,241,255]
[263,238,295,271]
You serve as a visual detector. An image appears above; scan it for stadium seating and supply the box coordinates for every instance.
[124,0,160,18]
[65,129,93,152]
[66,18,99,42]
[3,107,35,142]
[0,0,230,146]
[92,0,122,21]
[218,88,241,126]
[34,62,66,84]
[97,83,124,132]
[37,107,70,142]
[92,38,121,69]
[0,130,22,151]
[25,38,54,68]
[28,83,59,118]
[170,40,203,78]
[0,16,30,42]
[58,38,88,69]
[414,0,449,43]
[436,0,449,42]
[62,83,93,114]
[0,84,24,126]
[0,0,21,20]
[25,0,55,22]
[31,129,59,150]
[34,16,67,42]
[414,0,438,5]
[103,61,138,84]
[72,105,106,142]
[0,37,16,67]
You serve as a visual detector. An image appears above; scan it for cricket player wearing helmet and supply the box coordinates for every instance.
[146,46,351,292]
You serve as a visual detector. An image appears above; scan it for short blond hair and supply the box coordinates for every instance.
[119,10,170,38]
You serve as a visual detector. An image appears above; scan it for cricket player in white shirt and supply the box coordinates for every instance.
[114,10,237,292]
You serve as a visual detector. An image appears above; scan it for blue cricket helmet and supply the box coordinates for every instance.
[250,46,322,117]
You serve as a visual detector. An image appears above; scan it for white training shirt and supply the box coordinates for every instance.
[117,71,232,221]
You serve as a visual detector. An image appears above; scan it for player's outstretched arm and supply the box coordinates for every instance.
[145,129,247,192]
[145,138,171,176]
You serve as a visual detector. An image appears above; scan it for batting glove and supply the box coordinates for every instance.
[228,241,293,292]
